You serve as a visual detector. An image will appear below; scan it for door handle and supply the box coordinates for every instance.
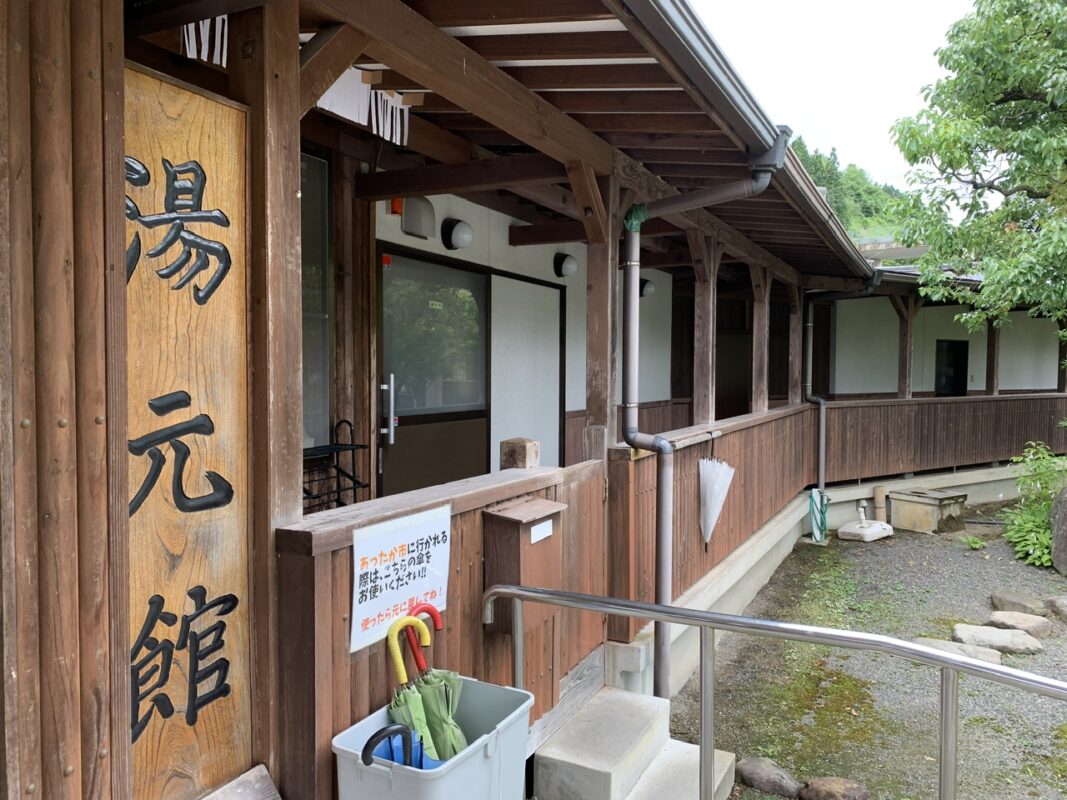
[380,373,396,445]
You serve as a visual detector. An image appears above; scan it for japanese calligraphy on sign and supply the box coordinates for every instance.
[350,504,453,652]
[124,66,250,800]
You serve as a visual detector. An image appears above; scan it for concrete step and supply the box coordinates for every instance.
[625,740,735,800]
[534,687,669,800]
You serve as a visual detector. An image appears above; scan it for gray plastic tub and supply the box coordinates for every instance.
[333,676,534,800]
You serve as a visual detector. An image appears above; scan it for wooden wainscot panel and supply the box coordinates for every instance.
[124,66,252,799]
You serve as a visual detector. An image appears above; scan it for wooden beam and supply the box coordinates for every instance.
[126,0,262,36]
[788,285,803,405]
[625,148,749,165]
[889,295,923,399]
[649,163,758,178]
[228,0,303,779]
[603,132,736,150]
[353,154,566,200]
[442,113,717,134]
[310,0,616,173]
[419,91,702,115]
[299,25,371,117]
[565,162,608,245]
[378,63,677,91]
[357,31,647,63]
[585,177,621,459]
[509,217,679,246]
[749,265,771,413]
[401,0,614,26]
[985,320,1000,396]
[690,232,721,424]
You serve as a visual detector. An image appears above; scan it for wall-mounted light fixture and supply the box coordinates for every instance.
[441,217,474,250]
[401,196,435,239]
[640,278,656,298]
[553,252,579,278]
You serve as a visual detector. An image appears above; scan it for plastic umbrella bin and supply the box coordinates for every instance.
[333,676,533,800]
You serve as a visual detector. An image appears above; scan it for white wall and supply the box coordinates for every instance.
[912,305,987,393]
[377,194,588,410]
[490,275,561,469]
[614,270,674,403]
[833,297,1060,395]
[1000,312,1060,390]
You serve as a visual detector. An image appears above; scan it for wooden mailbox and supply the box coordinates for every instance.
[483,497,567,634]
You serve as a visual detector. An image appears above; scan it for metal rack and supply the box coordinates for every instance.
[302,420,369,513]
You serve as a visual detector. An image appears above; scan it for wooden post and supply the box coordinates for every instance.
[689,232,721,425]
[228,0,303,779]
[30,0,84,796]
[985,321,1000,396]
[584,175,620,460]
[501,438,541,469]
[749,265,771,413]
[1058,321,1067,394]
[788,284,803,405]
[890,295,923,399]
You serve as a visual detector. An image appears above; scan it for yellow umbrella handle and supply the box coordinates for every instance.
[387,616,431,686]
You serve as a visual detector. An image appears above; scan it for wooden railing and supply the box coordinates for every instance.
[606,393,1067,643]
[274,461,607,800]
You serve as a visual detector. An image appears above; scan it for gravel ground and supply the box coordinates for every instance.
[671,507,1067,800]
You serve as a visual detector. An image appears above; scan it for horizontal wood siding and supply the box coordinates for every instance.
[824,395,1067,483]
[277,462,606,800]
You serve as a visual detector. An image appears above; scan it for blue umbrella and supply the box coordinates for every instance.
[361,723,444,770]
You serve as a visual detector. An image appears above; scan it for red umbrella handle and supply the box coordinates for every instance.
[404,602,443,673]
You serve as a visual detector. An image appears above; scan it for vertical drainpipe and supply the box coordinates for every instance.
[621,127,791,698]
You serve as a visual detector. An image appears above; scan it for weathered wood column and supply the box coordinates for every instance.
[228,0,303,780]
[985,321,1000,396]
[1058,321,1067,394]
[583,175,620,459]
[890,295,923,399]
[749,265,771,413]
[689,231,721,425]
[788,285,804,405]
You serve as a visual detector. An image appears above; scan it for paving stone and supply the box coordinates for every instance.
[737,756,802,798]
[799,777,870,800]
[990,588,1049,617]
[953,623,1043,655]
[1052,488,1067,576]
[986,611,1053,638]
[1047,596,1067,623]
[913,637,1002,664]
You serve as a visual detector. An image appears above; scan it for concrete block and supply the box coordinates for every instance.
[535,688,668,800]
[889,489,967,533]
[625,740,735,800]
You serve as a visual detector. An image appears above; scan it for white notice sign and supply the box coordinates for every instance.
[350,504,453,653]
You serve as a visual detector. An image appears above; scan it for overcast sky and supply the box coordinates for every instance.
[689,0,974,189]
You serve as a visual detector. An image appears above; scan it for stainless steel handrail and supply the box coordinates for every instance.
[482,585,1067,800]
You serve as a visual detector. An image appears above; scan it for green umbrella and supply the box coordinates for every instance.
[386,616,441,761]
[403,602,468,760]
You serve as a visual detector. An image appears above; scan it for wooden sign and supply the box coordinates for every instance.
[124,66,251,799]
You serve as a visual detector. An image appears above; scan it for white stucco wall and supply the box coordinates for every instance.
[615,270,674,403]
[376,194,588,410]
[833,298,1060,394]
[1000,312,1060,390]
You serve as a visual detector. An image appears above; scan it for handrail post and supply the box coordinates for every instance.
[699,626,716,800]
[939,667,959,800]
[513,597,525,690]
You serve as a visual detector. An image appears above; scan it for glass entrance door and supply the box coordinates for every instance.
[379,252,489,495]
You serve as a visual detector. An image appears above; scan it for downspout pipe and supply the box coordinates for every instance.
[803,275,883,491]
[621,126,790,699]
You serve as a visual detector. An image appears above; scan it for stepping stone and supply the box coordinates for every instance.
[914,637,1002,664]
[737,756,802,798]
[991,589,1048,617]
[1048,596,1067,623]
[953,623,1042,655]
[800,777,870,800]
[986,611,1053,639]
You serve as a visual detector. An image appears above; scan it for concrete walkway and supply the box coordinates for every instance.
[671,508,1067,800]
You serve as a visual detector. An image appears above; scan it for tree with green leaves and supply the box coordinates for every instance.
[893,0,1067,331]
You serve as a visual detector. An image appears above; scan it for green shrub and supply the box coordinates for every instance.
[1002,441,1067,567]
